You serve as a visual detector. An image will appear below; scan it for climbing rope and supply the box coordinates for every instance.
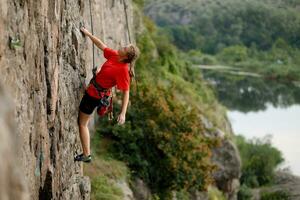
[122,0,132,44]
[88,0,114,121]
[88,0,97,76]
[122,0,139,96]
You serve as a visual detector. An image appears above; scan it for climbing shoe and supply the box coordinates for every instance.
[74,153,92,163]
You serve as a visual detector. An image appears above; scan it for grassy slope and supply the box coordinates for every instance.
[84,134,128,200]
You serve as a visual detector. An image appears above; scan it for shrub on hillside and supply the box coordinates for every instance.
[237,184,252,200]
[99,83,219,196]
[217,45,248,64]
[261,190,289,200]
[235,135,284,187]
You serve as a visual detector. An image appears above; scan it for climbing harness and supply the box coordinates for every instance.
[90,78,109,94]
[88,76,113,119]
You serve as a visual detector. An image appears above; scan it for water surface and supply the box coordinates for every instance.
[228,104,300,176]
[199,67,300,176]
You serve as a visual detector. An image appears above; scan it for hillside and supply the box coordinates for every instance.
[144,0,300,94]
[145,0,300,52]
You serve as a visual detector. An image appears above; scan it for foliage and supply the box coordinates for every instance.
[92,9,226,197]
[100,83,218,196]
[261,190,290,200]
[235,135,284,187]
[234,43,300,82]
[188,50,217,65]
[135,30,157,72]
[208,187,227,200]
[89,2,232,198]
[84,135,129,200]
[145,0,300,82]
[217,45,248,63]
[91,176,123,200]
[166,25,204,51]
[237,184,252,200]
[145,0,300,53]
[175,190,189,200]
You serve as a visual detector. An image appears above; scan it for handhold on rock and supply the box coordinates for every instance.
[34,151,44,177]
[34,166,40,177]
[79,21,85,29]
[79,22,86,37]
[9,36,21,50]
[71,29,79,52]
[79,176,91,199]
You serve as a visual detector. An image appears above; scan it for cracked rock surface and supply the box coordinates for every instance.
[0,0,133,199]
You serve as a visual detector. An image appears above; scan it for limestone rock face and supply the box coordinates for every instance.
[212,139,241,200]
[0,0,133,199]
[202,115,241,200]
[0,82,29,200]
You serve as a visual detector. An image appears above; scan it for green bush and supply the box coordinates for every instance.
[100,83,218,196]
[99,26,222,193]
[200,55,217,65]
[208,187,227,200]
[135,32,157,71]
[235,135,284,187]
[91,176,123,200]
[217,45,248,64]
[261,190,289,200]
[167,26,204,51]
[237,184,252,200]
[175,190,189,200]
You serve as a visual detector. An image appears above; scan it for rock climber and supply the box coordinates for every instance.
[74,27,140,163]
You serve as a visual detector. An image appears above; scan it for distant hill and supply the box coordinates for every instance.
[144,0,300,53]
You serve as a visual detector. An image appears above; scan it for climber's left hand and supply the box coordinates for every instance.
[117,113,126,125]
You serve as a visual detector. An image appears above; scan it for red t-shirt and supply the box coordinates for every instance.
[86,48,130,99]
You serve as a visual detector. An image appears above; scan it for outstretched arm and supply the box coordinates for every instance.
[117,90,130,125]
[80,27,107,51]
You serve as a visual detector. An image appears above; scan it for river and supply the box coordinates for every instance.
[199,66,300,176]
[228,104,300,176]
